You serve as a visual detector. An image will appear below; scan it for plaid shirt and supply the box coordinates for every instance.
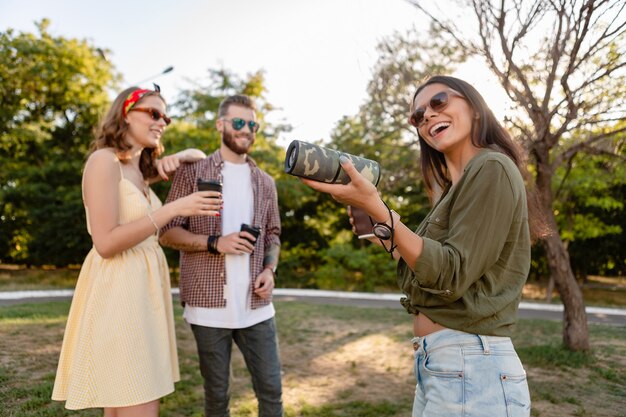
[162,150,281,309]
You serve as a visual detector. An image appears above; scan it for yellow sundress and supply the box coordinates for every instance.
[52,165,179,409]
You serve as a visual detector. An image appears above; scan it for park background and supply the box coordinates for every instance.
[1,1,625,416]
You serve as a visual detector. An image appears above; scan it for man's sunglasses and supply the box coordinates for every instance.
[221,118,260,133]
[129,107,171,125]
[409,90,463,128]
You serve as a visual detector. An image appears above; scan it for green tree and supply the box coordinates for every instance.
[167,68,288,174]
[0,20,118,265]
[409,0,626,350]
[554,131,626,278]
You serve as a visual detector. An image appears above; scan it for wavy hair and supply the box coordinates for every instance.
[410,75,549,240]
[89,86,165,179]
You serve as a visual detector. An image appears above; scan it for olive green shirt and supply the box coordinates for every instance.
[397,149,530,337]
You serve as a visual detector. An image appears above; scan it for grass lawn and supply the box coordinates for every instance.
[1,300,625,417]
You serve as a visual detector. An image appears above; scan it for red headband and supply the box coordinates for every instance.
[122,89,152,117]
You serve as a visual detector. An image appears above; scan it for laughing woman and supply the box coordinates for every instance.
[303,75,547,417]
[52,86,222,417]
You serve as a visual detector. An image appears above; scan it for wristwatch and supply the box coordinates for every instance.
[372,210,400,240]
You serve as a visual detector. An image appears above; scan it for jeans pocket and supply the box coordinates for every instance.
[501,372,531,417]
[420,349,465,409]
[422,346,463,377]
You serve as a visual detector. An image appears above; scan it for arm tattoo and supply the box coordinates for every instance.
[160,234,207,252]
[166,241,207,252]
[263,242,280,269]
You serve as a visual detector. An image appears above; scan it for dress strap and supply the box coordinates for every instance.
[117,157,125,179]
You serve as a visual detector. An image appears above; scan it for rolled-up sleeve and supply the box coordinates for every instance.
[263,177,281,248]
[409,159,519,302]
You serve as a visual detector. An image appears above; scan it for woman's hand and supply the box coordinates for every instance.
[302,156,379,209]
[169,191,222,218]
[156,148,207,181]
[347,206,382,246]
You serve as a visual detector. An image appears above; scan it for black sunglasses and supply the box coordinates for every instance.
[221,117,260,133]
[129,107,171,125]
[409,90,463,128]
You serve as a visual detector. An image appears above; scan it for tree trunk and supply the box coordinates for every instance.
[535,149,589,351]
[542,214,590,351]
[545,276,554,303]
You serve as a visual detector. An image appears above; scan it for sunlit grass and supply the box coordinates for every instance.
[1,301,625,416]
[522,278,626,307]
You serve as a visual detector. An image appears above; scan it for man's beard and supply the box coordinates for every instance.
[222,129,254,155]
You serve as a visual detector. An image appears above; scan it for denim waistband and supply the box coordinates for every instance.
[411,329,511,353]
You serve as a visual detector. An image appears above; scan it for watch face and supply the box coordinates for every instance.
[373,223,392,240]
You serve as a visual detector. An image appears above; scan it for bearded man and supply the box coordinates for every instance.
[160,94,283,417]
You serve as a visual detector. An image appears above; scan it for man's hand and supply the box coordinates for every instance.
[156,148,207,181]
[254,268,275,299]
[216,231,255,254]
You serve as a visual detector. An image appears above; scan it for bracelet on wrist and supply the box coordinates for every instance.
[264,265,277,279]
[370,201,400,258]
[207,235,221,254]
[147,212,160,236]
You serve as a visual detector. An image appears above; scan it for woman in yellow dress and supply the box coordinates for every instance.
[52,86,222,416]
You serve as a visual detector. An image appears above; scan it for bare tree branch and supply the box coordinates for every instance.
[555,125,626,167]
[405,1,476,52]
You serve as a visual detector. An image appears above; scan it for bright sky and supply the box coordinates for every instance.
[1,0,509,148]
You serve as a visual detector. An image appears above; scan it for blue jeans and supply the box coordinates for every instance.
[412,329,530,417]
[190,318,283,417]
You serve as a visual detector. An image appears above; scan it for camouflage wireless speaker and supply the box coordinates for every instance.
[284,140,381,186]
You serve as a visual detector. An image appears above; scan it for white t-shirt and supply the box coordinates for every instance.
[184,160,275,329]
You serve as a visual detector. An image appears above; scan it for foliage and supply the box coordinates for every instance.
[553,133,626,277]
[165,67,289,175]
[313,243,397,291]
[0,20,118,265]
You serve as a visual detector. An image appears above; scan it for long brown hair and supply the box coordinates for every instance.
[410,75,549,240]
[89,86,165,179]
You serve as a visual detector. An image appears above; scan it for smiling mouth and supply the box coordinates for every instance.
[429,122,450,137]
